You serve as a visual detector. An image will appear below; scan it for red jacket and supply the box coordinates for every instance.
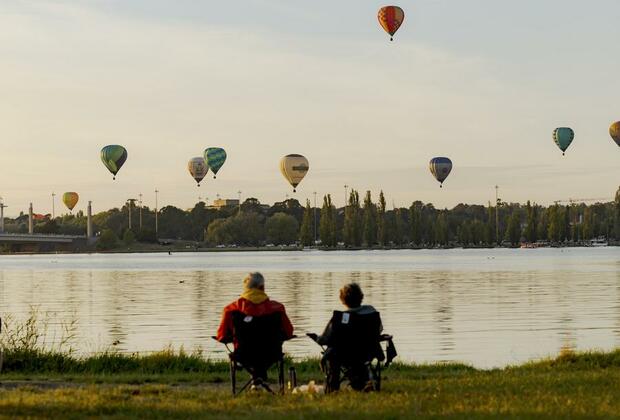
[216,295,294,347]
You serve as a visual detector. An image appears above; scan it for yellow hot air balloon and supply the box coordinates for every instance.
[63,192,79,212]
[280,154,309,192]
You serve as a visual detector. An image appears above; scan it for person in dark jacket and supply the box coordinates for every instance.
[316,282,382,346]
[313,283,383,391]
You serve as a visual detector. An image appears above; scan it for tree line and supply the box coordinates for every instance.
[2,187,619,249]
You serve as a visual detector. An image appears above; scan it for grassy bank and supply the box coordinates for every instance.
[1,348,619,418]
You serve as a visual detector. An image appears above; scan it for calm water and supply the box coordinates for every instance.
[1,248,619,368]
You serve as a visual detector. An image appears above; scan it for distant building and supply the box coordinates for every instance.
[210,199,240,210]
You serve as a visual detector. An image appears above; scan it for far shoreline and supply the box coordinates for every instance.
[0,242,617,256]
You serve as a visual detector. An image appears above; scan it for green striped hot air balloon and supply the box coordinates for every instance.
[100,145,128,180]
[204,147,227,179]
[552,127,574,156]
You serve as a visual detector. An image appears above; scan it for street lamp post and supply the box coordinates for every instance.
[138,193,143,231]
[0,197,6,233]
[495,185,500,245]
[154,189,159,236]
[51,193,56,219]
[344,185,349,208]
[313,191,317,245]
[238,190,242,214]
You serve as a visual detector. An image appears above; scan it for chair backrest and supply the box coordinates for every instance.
[328,310,383,365]
[231,311,285,368]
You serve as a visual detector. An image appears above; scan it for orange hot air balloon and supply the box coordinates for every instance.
[609,121,620,147]
[378,6,405,41]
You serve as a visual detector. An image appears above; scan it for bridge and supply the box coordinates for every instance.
[0,233,91,253]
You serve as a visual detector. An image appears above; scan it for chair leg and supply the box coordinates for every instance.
[230,359,237,396]
[278,359,285,394]
[376,362,382,392]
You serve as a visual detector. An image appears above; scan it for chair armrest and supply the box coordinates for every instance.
[306,333,319,343]
[379,334,393,342]
[212,336,234,344]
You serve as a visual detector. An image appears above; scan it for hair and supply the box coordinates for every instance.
[243,272,265,290]
[339,283,364,308]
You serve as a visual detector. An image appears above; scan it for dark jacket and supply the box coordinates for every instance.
[317,305,382,346]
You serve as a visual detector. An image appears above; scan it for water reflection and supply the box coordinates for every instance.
[0,248,618,368]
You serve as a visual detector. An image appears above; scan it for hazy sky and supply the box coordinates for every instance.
[1,0,619,216]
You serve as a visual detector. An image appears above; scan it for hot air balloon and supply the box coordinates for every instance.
[429,157,452,188]
[280,154,309,192]
[101,145,128,180]
[552,127,574,156]
[188,157,209,187]
[204,147,227,179]
[378,6,405,41]
[609,122,620,147]
[63,192,79,212]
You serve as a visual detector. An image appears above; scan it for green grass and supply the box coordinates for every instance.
[1,349,620,418]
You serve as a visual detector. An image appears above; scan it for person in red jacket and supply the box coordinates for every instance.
[216,272,294,348]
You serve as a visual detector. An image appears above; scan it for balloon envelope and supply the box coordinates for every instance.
[188,157,209,186]
[204,147,227,178]
[280,154,309,192]
[609,122,620,147]
[378,6,405,40]
[62,192,79,211]
[101,145,128,179]
[552,127,574,155]
[429,157,452,186]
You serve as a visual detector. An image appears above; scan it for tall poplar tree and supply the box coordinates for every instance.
[363,191,377,247]
[377,191,387,246]
[344,190,362,247]
[299,199,313,246]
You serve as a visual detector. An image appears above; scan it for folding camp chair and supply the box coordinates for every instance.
[308,310,397,393]
[0,317,3,373]
[213,311,294,395]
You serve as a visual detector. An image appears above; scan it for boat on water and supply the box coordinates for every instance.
[589,237,609,247]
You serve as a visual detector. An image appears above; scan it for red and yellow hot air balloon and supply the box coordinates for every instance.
[378,6,405,41]
[63,192,79,212]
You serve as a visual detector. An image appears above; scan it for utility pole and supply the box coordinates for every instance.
[313,191,317,245]
[127,199,132,230]
[51,193,56,219]
[495,185,500,245]
[344,185,349,208]
[28,203,34,234]
[0,197,6,233]
[87,201,93,239]
[237,191,242,214]
[154,189,159,236]
[138,193,143,231]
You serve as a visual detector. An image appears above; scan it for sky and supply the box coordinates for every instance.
[0,0,619,216]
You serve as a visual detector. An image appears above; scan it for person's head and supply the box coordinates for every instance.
[339,283,364,309]
[243,272,265,291]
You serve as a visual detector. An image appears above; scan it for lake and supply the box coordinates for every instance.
[0,248,618,368]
